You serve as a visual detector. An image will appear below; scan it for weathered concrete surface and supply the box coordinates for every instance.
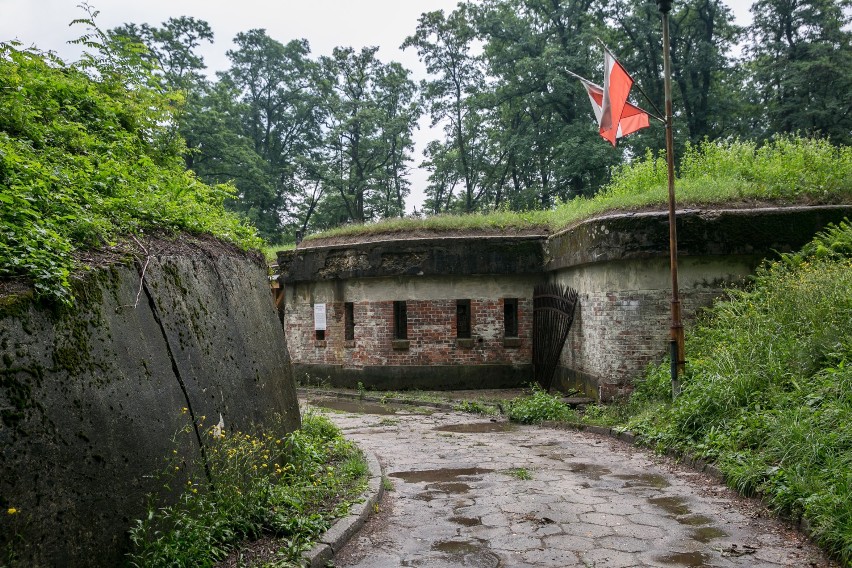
[279,235,547,282]
[305,399,837,568]
[545,205,852,269]
[0,237,300,567]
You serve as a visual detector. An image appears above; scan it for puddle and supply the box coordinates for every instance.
[433,540,482,554]
[566,462,611,480]
[690,526,728,543]
[431,539,501,568]
[435,422,516,433]
[679,514,715,526]
[656,551,712,566]
[307,398,403,415]
[429,482,471,494]
[390,467,492,484]
[648,496,692,516]
[449,516,482,527]
[614,473,670,489]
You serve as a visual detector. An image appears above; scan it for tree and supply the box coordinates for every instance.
[404,8,488,213]
[746,0,852,144]
[316,47,420,224]
[220,30,323,238]
[110,16,213,92]
[599,0,742,153]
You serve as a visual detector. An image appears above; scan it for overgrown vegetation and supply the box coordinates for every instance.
[0,32,261,304]
[128,413,367,567]
[506,385,577,424]
[616,220,852,564]
[305,136,852,243]
[454,400,499,415]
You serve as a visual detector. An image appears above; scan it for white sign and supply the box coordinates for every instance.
[314,303,327,331]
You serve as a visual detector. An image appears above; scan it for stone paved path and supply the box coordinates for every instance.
[305,397,836,568]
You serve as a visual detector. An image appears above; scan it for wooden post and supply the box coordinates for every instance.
[656,0,685,398]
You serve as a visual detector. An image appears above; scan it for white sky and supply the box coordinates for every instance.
[0,0,754,213]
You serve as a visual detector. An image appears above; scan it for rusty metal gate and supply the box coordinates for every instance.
[533,283,579,391]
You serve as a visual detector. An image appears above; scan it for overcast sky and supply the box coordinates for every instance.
[0,0,754,212]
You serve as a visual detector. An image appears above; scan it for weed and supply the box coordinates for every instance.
[507,385,577,424]
[503,468,533,480]
[356,382,366,399]
[381,477,395,492]
[127,412,367,567]
[454,400,498,415]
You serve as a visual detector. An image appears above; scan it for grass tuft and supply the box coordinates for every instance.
[507,385,577,424]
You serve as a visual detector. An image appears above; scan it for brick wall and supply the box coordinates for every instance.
[286,297,532,369]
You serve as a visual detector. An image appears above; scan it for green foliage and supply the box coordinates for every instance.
[503,467,532,480]
[623,220,852,563]
[305,136,851,242]
[128,413,367,567]
[0,40,261,304]
[507,385,577,424]
[454,400,498,415]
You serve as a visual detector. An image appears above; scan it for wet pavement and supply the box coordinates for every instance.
[304,396,837,568]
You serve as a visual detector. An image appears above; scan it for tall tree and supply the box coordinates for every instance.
[221,31,322,237]
[404,8,488,213]
[317,47,419,224]
[746,0,852,144]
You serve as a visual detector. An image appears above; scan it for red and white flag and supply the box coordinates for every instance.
[578,50,649,146]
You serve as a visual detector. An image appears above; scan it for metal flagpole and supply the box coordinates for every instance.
[656,0,685,398]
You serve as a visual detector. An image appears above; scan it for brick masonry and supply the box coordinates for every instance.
[286,297,532,370]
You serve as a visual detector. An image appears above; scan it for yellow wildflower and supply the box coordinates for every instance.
[7,508,18,515]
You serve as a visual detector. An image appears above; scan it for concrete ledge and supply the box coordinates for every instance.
[294,363,533,391]
[302,448,384,568]
[298,387,459,411]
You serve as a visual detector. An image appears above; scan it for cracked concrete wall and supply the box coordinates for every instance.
[0,243,299,567]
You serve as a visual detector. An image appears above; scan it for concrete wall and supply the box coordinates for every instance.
[552,256,753,398]
[0,238,300,567]
[545,206,852,399]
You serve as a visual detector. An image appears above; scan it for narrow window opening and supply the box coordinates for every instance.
[315,329,325,341]
[393,301,407,340]
[344,302,355,341]
[504,298,518,338]
[456,299,471,339]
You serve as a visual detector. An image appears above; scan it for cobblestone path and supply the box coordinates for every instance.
[306,397,836,568]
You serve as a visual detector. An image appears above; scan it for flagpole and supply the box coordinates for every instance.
[657,0,685,398]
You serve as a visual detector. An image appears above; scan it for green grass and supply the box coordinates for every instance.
[454,400,499,415]
[615,220,852,564]
[303,136,852,243]
[264,243,295,263]
[127,413,368,568]
[503,467,533,480]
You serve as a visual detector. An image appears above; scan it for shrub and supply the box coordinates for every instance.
[0,41,261,304]
[127,413,367,567]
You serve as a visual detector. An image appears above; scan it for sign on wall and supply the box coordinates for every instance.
[314,303,327,331]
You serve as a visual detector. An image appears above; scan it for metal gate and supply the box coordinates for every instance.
[533,283,579,391]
